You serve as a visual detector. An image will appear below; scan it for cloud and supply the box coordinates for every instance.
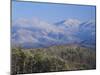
[13,18,64,34]
[12,18,32,28]
[11,28,59,46]
[12,29,39,44]
[12,17,96,47]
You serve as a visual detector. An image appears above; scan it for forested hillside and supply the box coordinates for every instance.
[11,45,96,75]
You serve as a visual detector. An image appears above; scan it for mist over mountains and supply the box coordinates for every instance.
[11,18,96,48]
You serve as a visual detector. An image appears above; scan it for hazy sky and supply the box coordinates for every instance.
[12,1,96,23]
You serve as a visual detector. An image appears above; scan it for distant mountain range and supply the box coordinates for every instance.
[11,18,96,48]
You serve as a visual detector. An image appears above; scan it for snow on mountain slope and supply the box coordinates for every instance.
[11,18,96,48]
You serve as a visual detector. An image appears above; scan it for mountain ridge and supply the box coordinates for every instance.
[11,18,96,48]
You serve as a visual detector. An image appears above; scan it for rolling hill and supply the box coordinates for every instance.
[11,44,96,75]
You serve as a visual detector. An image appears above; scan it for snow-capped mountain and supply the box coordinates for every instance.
[11,18,96,48]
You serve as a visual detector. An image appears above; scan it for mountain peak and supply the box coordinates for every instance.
[63,18,81,26]
[12,18,96,48]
